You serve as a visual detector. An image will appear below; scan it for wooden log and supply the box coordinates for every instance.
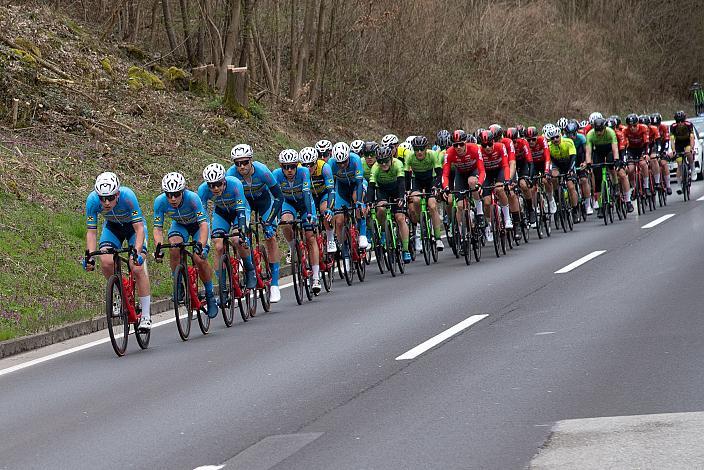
[12,99,19,128]
[206,64,216,88]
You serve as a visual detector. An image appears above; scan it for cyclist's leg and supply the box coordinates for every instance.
[167,221,189,272]
[639,153,651,192]
[97,221,124,278]
[334,187,352,247]
[408,188,421,225]
[392,198,410,255]
[356,181,368,243]
[494,181,510,227]
[124,221,152,322]
[650,147,661,187]
[187,222,213,291]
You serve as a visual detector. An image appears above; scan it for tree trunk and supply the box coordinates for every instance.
[199,0,224,75]
[287,0,298,99]
[252,18,275,98]
[291,0,315,106]
[179,0,196,65]
[309,0,327,106]
[215,0,242,91]
[162,0,179,54]
[148,0,160,47]
[125,0,141,43]
[273,0,282,94]
[235,0,253,105]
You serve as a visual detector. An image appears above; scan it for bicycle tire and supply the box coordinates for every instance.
[451,217,461,259]
[472,224,482,262]
[374,228,386,274]
[384,218,396,277]
[492,205,501,258]
[462,208,471,266]
[291,242,304,305]
[521,209,530,243]
[219,255,235,327]
[395,221,406,274]
[421,212,431,265]
[135,322,150,350]
[302,242,314,300]
[408,221,417,262]
[236,259,249,321]
[247,287,257,318]
[196,274,210,335]
[534,193,544,239]
[341,225,353,286]
[355,253,366,282]
[106,274,129,357]
[258,245,272,312]
[173,264,192,341]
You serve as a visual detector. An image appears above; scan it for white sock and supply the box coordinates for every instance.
[584,200,590,208]
[643,178,649,189]
[654,172,661,184]
[627,189,632,201]
[475,201,483,215]
[326,229,334,242]
[140,296,151,320]
[312,264,319,280]
[501,205,510,221]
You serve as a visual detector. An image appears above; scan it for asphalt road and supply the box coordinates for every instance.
[2,184,704,470]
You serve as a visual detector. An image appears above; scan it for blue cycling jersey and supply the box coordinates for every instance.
[226,161,279,201]
[153,189,208,228]
[85,186,144,230]
[327,153,364,207]
[571,133,586,150]
[197,176,249,216]
[272,166,314,216]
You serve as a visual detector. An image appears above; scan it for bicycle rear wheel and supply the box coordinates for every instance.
[219,255,235,327]
[461,209,471,266]
[291,242,304,305]
[173,264,192,341]
[196,275,210,335]
[394,222,406,274]
[373,226,386,274]
[492,205,501,258]
[384,218,397,277]
[135,318,150,350]
[235,260,248,321]
[106,275,129,357]
[258,245,272,312]
[534,194,544,239]
[420,212,431,265]
[341,225,353,286]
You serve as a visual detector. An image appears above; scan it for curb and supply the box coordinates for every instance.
[0,264,294,359]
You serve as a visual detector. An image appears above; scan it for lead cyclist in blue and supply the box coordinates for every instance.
[153,172,218,318]
[227,144,285,303]
[273,149,321,294]
[198,163,257,290]
[328,142,368,254]
[84,172,152,331]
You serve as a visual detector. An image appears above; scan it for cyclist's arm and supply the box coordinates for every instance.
[365,182,376,204]
[585,143,592,165]
[86,228,98,253]
[153,197,166,247]
[690,128,696,151]
[132,220,146,254]
[500,148,510,182]
[268,183,284,222]
[541,138,551,172]
[441,155,453,189]
[322,163,336,203]
[354,161,364,203]
[433,166,442,188]
[404,169,413,190]
[301,167,315,218]
[85,194,100,253]
[396,176,406,200]
[477,153,487,186]
[567,141,577,170]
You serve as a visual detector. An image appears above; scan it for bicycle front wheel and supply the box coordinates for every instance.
[420,212,431,265]
[258,246,272,312]
[106,275,129,357]
[219,254,235,327]
[291,242,304,305]
[384,218,397,277]
[173,264,192,341]
[196,275,210,335]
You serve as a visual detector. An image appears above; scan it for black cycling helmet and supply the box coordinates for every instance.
[650,113,662,125]
[592,117,607,131]
[606,118,617,129]
[435,129,451,148]
[565,120,579,135]
[475,127,486,138]
[412,135,428,151]
[625,113,639,125]
[479,130,494,146]
[674,110,686,122]
[609,115,621,127]
[505,127,519,140]
[525,126,539,139]
[489,124,503,140]
[363,141,379,156]
[638,114,651,126]
[515,124,526,138]
[451,129,467,145]
[375,145,393,161]
[467,134,477,144]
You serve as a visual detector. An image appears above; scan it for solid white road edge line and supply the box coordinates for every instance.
[697,195,704,201]
[554,250,606,274]
[395,314,489,361]
[641,213,675,229]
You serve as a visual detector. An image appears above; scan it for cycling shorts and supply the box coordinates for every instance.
[281,200,316,230]
[375,186,404,214]
[411,175,436,194]
[674,142,691,154]
[211,207,251,236]
[453,169,479,192]
[99,221,148,253]
[313,191,330,210]
[168,221,208,249]
[482,168,505,197]
[247,193,278,239]
[516,160,534,179]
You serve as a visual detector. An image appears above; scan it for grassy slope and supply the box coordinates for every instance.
[0,4,375,340]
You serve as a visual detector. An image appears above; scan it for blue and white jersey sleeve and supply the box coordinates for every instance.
[86,187,143,229]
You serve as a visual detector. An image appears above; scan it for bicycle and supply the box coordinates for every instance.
[590,162,617,225]
[86,247,150,357]
[155,240,210,340]
[374,200,406,276]
[655,152,668,207]
[626,152,652,215]
[449,189,481,265]
[413,191,440,265]
[279,219,314,304]
[247,215,273,317]
[316,219,335,292]
[483,183,509,257]
[675,151,692,201]
[334,206,366,285]
[509,181,530,245]
[531,173,551,239]
[367,208,387,275]
[553,173,574,233]
[211,232,249,325]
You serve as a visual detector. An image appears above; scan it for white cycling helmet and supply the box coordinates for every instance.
[579,120,588,128]
[542,123,557,135]
[299,146,318,165]
[544,126,560,139]
[94,172,120,197]
[405,135,416,144]
[162,172,186,192]
[315,139,332,155]
[332,142,350,163]
[231,143,253,161]
[278,149,299,164]
[397,141,413,159]
[203,163,226,183]
[556,117,568,130]
[588,112,603,125]
[350,139,365,155]
[381,134,399,146]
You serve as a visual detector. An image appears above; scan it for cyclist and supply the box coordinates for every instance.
[526,126,553,215]
[668,110,697,193]
[506,127,535,223]
[315,139,333,162]
[153,172,218,318]
[491,124,521,237]
[226,144,285,303]
[405,135,445,252]
[434,129,451,152]
[397,141,413,164]
[300,146,336,253]
[652,112,672,195]
[623,113,651,205]
[350,139,365,157]
[478,129,511,241]
[381,134,400,157]
[545,126,580,220]
[273,149,321,294]
[442,129,486,237]
[642,114,664,193]
[84,172,152,331]
[198,163,256,291]
[367,145,411,263]
[328,141,368,252]
[584,118,629,216]
[566,119,592,216]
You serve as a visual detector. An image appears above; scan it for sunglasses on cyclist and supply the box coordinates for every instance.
[377,158,391,165]
[166,190,183,199]
[452,142,464,148]
[99,194,117,202]
[528,137,537,142]
[234,160,251,167]
[281,164,298,171]
[301,161,316,167]
[207,180,224,188]
[550,135,561,141]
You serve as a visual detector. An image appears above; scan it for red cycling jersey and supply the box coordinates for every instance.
[614,127,627,151]
[658,123,669,142]
[623,123,650,148]
[513,138,533,163]
[500,137,516,162]
[480,142,510,182]
[648,125,660,148]
[442,143,485,188]
[528,136,550,173]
